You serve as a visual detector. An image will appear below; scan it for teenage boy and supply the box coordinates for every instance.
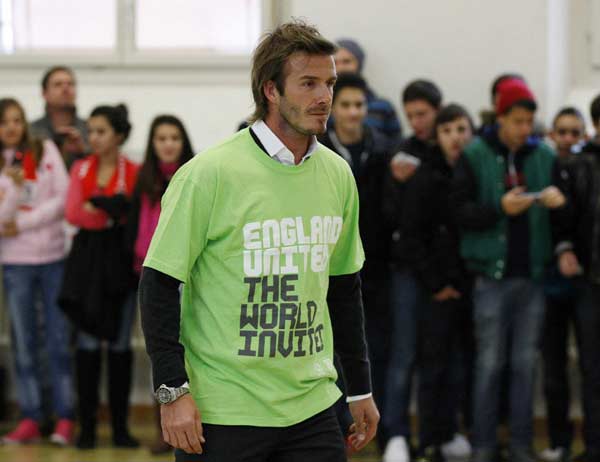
[540,107,586,462]
[334,38,402,144]
[551,94,600,462]
[379,79,442,462]
[390,80,442,183]
[319,73,392,445]
[451,78,565,462]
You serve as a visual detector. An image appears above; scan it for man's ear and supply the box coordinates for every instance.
[263,80,279,105]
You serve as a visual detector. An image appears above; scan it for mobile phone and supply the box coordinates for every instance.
[520,191,542,200]
[392,151,421,167]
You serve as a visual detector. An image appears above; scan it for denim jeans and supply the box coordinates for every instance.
[382,269,419,439]
[3,260,74,420]
[77,290,137,352]
[471,276,544,450]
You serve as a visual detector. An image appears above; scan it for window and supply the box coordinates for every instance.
[0,0,116,54]
[0,0,270,66]
[135,0,261,54]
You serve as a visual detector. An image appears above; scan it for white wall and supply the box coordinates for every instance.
[0,0,596,161]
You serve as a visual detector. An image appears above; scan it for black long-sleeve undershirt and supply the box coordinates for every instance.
[139,267,371,396]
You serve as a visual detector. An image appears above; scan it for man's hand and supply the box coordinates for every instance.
[347,397,379,452]
[160,394,205,455]
[390,160,418,183]
[433,285,462,302]
[83,201,99,214]
[501,187,535,216]
[559,250,582,278]
[55,126,86,153]
[1,221,19,237]
[539,186,566,209]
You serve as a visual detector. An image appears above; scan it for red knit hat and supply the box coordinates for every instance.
[496,78,536,115]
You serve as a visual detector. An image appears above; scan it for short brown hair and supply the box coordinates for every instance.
[41,66,75,91]
[249,20,336,124]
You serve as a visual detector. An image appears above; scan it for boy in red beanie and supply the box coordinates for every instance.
[451,78,565,462]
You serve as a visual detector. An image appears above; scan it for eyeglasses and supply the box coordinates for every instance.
[556,128,582,137]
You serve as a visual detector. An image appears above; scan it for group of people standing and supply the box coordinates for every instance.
[0,65,192,453]
[320,38,600,462]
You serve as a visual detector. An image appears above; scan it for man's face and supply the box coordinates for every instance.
[550,114,585,154]
[404,100,438,141]
[334,48,360,74]
[271,52,336,136]
[43,70,76,109]
[497,106,535,150]
[332,87,367,134]
[437,117,473,166]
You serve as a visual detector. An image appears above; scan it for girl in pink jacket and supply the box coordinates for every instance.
[0,98,73,445]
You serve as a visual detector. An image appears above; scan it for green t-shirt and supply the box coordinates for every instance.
[144,128,365,427]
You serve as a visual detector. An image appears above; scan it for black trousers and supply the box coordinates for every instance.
[417,295,472,447]
[543,281,600,457]
[174,406,346,462]
[542,293,575,449]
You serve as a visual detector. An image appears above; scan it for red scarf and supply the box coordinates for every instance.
[14,150,37,181]
[78,154,127,200]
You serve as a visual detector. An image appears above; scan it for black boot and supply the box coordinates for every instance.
[75,349,101,449]
[108,350,139,448]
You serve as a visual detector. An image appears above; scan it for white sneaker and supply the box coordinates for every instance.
[539,447,568,462]
[441,433,472,460]
[383,436,410,462]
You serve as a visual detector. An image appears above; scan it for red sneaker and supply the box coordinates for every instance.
[2,419,41,444]
[50,419,75,446]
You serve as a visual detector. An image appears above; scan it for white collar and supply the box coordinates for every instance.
[251,120,318,166]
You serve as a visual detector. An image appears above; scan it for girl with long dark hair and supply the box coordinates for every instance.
[60,103,139,449]
[127,114,193,454]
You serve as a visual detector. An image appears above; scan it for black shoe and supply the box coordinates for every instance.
[414,445,446,462]
[113,431,140,448]
[509,446,536,462]
[76,430,96,450]
[573,451,600,462]
[495,444,510,462]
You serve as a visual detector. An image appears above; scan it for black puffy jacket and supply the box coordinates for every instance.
[552,140,600,284]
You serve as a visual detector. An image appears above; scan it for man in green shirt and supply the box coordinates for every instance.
[140,20,379,462]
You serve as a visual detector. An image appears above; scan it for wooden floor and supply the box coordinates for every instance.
[0,420,584,462]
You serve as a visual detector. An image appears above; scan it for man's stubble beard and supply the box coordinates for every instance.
[279,99,329,137]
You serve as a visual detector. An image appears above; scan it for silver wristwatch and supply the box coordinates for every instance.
[155,382,190,405]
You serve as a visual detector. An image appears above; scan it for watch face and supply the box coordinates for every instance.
[157,387,172,404]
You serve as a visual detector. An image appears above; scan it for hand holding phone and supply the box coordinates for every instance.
[390,151,420,182]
